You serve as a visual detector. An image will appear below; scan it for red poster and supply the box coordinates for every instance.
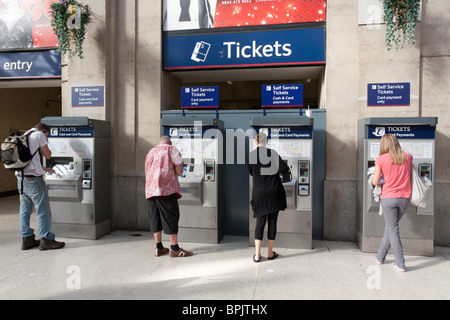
[214,0,327,28]
[164,0,326,32]
[0,0,58,50]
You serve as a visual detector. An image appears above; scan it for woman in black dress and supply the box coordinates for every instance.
[248,132,289,262]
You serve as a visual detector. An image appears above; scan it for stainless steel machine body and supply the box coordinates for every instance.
[356,117,438,256]
[42,117,111,240]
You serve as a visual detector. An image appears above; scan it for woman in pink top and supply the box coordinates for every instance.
[372,134,413,272]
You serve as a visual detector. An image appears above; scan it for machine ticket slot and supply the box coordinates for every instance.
[46,158,82,201]
[178,163,204,205]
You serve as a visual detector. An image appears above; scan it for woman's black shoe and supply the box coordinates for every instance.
[253,254,261,263]
[268,252,279,260]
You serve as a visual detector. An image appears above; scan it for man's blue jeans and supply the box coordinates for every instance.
[18,176,55,240]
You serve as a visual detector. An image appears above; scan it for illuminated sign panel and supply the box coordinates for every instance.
[163,0,327,31]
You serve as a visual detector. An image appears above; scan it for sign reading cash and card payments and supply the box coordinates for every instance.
[262,84,304,108]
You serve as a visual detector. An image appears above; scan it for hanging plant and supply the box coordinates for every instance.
[50,0,92,59]
[383,0,421,51]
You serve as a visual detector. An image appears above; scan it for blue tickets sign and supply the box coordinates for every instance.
[367,125,436,139]
[164,126,218,138]
[164,28,325,70]
[181,86,219,109]
[368,83,411,107]
[262,84,304,108]
[0,50,61,79]
[49,126,94,138]
[254,126,313,140]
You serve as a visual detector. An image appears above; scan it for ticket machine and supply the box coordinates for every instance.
[161,118,224,244]
[249,117,314,249]
[357,117,438,256]
[42,117,111,240]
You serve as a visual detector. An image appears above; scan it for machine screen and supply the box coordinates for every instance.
[205,164,214,175]
[369,142,433,160]
[52,164,70,176]
[267,140,312,158]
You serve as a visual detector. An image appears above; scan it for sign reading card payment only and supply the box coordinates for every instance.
[181,86,219,109]
[368,83,411,107]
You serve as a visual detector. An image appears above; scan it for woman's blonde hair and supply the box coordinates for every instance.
[379,134,406,165]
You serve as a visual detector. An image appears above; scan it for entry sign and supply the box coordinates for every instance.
[181,86,219,109]
[72,86,104,108]
[0,50,61,79]
[368,83,411,107]
[262,84,304,108]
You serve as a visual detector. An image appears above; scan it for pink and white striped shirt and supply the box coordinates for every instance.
[145,142,183,199]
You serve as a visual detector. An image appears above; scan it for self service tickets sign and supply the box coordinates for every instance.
[262,84,304,108]
[181,86,219,109]
[368,83,411,107]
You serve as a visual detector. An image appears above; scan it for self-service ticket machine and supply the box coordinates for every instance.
[42,117,111,240]
[161,118,224,244]
[249,117,314,249]
[357,117,438,256]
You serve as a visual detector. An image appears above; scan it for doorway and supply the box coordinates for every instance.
[0,85,62,197]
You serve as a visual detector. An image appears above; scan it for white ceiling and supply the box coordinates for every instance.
[172,66,324,83]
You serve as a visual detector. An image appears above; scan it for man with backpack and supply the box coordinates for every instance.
[16,123,65,251]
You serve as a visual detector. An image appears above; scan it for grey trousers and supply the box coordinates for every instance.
[376,198,410,269]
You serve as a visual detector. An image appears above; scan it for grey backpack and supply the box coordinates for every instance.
[1,131,38,171]
[1,131,40,195]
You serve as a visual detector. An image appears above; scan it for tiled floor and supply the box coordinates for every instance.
[1,196,449,300]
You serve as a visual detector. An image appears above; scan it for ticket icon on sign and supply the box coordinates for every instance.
[191,41,211,62]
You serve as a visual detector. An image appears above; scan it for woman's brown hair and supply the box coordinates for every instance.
[35,123,50,134]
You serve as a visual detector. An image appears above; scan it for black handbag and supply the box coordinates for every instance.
[279,169,292,183]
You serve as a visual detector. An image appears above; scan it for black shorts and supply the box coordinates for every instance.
[147,194,180,235]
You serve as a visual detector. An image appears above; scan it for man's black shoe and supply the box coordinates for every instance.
[22,235,40,251]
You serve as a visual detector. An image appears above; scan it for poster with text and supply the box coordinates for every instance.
[163,0,327,31]
[0,0,58,50]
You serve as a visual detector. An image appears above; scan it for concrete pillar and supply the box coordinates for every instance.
[63,0,162,231]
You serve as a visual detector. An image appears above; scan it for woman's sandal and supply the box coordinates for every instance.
[253,254,261,263]
[268,252,279,260]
